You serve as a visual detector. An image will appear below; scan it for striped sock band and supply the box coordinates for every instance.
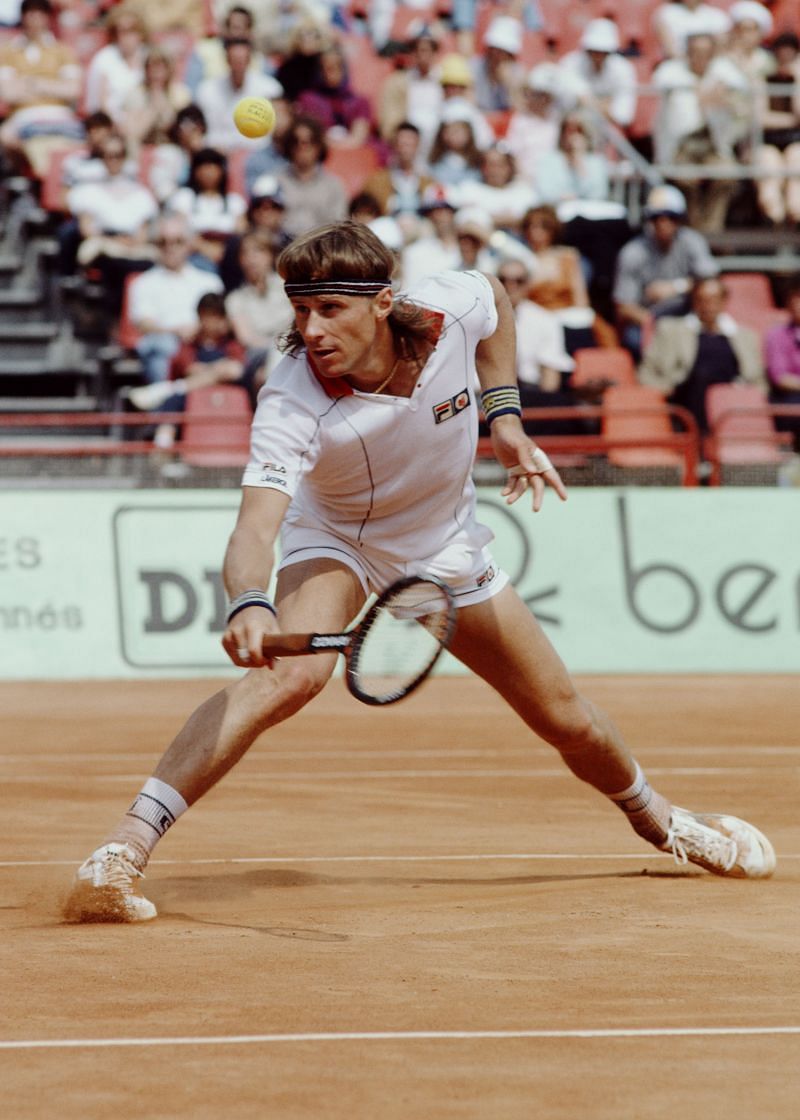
[609,762,671,845]
[126,777,188,841]
[480,385,522,425]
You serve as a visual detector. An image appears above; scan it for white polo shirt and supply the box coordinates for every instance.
[243,270,498,562]
[128,263,222,332]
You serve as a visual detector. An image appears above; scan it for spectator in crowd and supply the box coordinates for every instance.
[725,0,774,83]
[0,0,82,175]
[145,103,208,205]
[427,101,485,187]
[127,291,246,414]
[196,36,285,153]
[401,185,461,286]
[521,203,618,352]
[361,120,436,233]
[435,52,495,150]
[119,45,192,155]
[471,15,526,112]
[274,17,331,102]
[764,277,800,448]
[347,190,382,224]
[127,213,223,387]
[448,144,539,232]
[653,32,752,232]
[652,0,732,61]
[225,228,294,389]
[379,21,442,147]
[504,62,562,184]
[752,31,800,225]
[450,0,542,57]
[83,3,148,119]
[295,41,374,152]
[638,275,766,432]
[276,114,348,239]
[497,258,574,402]
[60,110,114,191]
[167,146,248,275]
[67,134,159,304]
[184,5,266,95]
[613,184,718,359]
[126,292,249,453]
[534,111,611,208]
[453,205,498,272]
[556,18,638,135]
[218,173,291,290]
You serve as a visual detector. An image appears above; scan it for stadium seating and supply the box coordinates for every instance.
[179,384,252,467]
[704,382,791,485]
[602,383,688,477]
[571,346,638,394]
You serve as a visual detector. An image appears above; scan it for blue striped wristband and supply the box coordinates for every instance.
[480,385,522,425]
[226,590,277,625]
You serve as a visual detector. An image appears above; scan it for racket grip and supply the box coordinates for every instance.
[260,633,317,656]
[260,633,349,656]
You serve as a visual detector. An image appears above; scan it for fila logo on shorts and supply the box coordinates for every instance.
[433,387,471,425]
[476,565,496,588]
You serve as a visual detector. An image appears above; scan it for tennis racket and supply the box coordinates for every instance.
[261,575,457,706]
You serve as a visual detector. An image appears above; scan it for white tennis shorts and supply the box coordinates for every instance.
[278,523,509,608]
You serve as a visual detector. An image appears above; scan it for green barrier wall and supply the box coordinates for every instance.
[2,488,798,678]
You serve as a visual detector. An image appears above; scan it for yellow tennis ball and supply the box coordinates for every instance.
[233,97,276,139]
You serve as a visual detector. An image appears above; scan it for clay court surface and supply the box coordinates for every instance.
[1,675,798,1118]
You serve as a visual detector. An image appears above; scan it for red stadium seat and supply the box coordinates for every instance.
[602,383,687,473]
[571,346,638,393]
[324,144,380,199]
[179,384,252,467]
[704,382,790,484]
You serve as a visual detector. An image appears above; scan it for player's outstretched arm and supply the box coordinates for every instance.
[475,274,568,512]
[222,486,290,667]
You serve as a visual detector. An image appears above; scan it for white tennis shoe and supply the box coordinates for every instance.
[65,843,157,922]
[662,807,776,879]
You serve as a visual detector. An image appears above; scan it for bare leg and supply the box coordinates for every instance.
[450,584,642,793]
[105,560,365,858]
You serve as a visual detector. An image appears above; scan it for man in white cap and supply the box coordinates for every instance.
[653,0,733,60]
[504,63,562,183]
[653,30,751,232]
[613,183,718,358]
[472,15,526,111]
[556,18,638,131]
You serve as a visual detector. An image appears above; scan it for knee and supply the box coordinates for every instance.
[540,691,602,756]
[241,657,330,726]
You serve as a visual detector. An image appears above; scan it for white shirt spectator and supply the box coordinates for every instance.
[129,263,222,333]
[67,176,158,234]
[653,1,732,58]
[653,51,750,163]
[448,176,539,224]
[402,236,461,288]
[557,49,638,129]
[514,298,574,386]
[84,43,144,119]
[168,188,248,236]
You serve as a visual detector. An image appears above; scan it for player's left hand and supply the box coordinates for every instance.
[490,417,568,511]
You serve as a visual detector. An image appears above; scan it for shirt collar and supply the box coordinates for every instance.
[685,312,738,337]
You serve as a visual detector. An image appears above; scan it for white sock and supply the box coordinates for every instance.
[122,778,188,861]
[609,762,671,846]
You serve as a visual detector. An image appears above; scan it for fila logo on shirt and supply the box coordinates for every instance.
[432,387,471,425]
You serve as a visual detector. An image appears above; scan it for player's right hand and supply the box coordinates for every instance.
[222,605,280,669]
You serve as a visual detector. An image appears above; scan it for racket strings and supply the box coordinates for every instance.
[351,580,454,703]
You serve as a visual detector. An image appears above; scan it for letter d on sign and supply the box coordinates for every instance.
[140,570,198,633]
[617,496,700,633]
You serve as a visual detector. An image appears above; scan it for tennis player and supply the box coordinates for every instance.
[67,221,774,922]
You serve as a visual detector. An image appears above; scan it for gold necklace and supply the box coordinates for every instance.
[369,355,401,395]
